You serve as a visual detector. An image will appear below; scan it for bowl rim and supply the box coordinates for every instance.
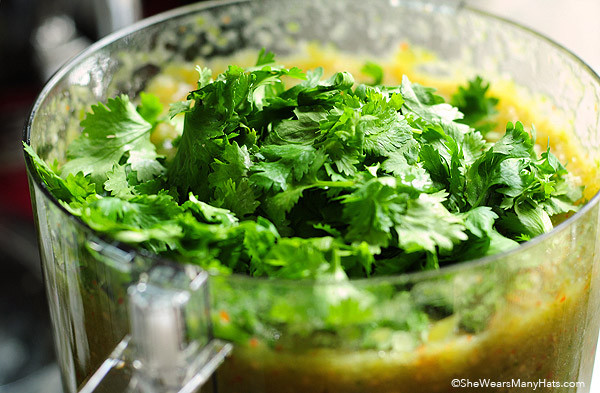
[22,0,600,286]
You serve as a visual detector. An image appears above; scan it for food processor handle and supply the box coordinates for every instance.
[78,270,232,393]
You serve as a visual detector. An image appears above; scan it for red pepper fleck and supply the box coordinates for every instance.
[219,310,230,323]
[117,297,124,305]
[249,337,259,348]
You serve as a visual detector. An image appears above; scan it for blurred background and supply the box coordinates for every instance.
[0,0,599,391]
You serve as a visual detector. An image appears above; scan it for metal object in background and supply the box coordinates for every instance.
[31,15,93,83]
[92,0,143,38]
[31,0,142,81]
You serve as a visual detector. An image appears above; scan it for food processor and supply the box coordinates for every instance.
[23,0,600,392]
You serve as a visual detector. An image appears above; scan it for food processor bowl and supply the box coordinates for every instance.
[24,0,600,392]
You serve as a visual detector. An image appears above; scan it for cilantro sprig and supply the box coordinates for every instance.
[450,75,500,134]
[26,51,582,279]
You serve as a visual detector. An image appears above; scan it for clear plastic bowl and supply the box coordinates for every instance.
[24,1,600,392]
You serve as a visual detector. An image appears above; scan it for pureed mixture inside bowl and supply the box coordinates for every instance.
[26,46,599,392]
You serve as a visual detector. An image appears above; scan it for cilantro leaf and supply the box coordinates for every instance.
[62,95,163,183]
[23,142,96,203]
[258,237,337,279]
[465,121,534,208]
[253,144,325,185]
[208,142,253,189]
[77,193,184,252]
[401,76,460,123]
[358,87,414,157]
[137,92,163,126]
[361,61,384,86]
[451,76,499,134]
[104,164,135,199]
[183,192,238,227]
[29,51,583,285]
[394,192,467,255]
[255,48,276,66]
[262,186,307,226]
[340,177,399,248]
[168,100,192,119]
[28,50,588,350]
[212,179,260,218]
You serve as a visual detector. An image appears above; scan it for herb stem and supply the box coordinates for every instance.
[312,180,355,188]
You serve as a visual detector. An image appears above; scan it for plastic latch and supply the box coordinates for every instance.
[78,269,232,393]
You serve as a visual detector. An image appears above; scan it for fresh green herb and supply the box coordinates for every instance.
[451,75,500,134]
[24,52,584,344]
[26,52,581,277]
[361,61,384,86]
[61,94,165,184]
